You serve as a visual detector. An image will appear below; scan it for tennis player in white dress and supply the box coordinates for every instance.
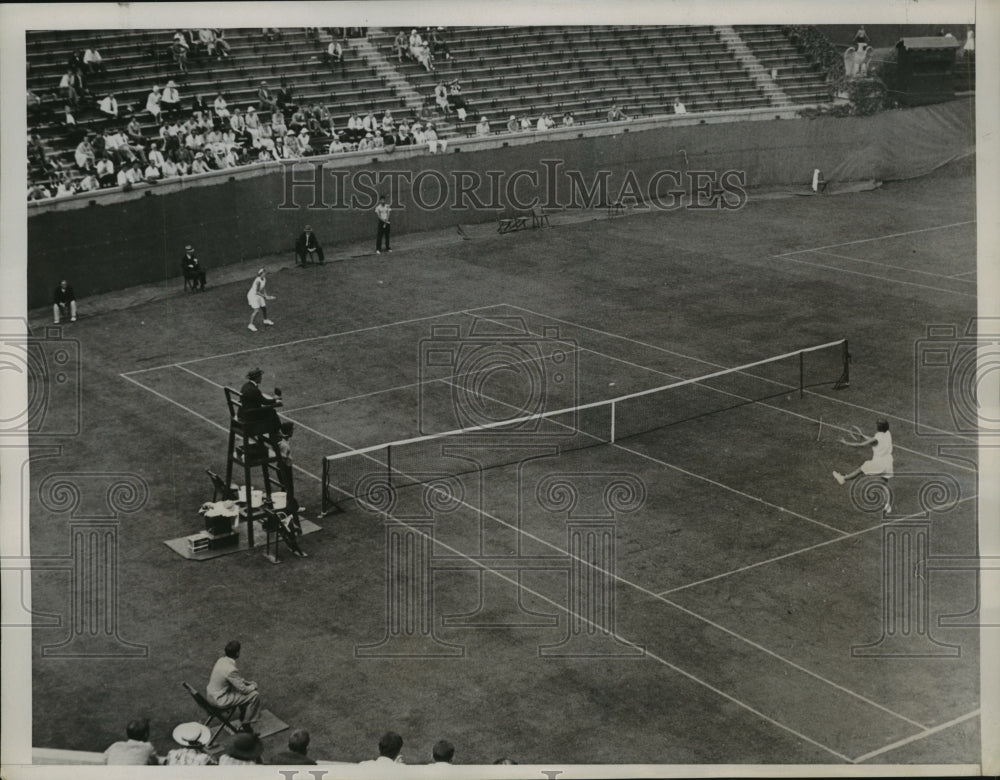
[833,418,894,508]
[246,268,276,332]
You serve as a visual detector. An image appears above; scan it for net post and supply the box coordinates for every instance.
[799,351,804,399]
[321,456,329,514]
[835,339,851,390]
[611,400,616,444]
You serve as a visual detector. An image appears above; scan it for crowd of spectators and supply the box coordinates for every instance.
[100,640,516,767]
[27,26,688,203]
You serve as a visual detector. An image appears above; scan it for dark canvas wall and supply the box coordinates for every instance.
[28,101,972,308]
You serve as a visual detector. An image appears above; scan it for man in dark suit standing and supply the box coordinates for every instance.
[295,225,324,265]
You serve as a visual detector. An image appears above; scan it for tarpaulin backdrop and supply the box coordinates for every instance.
[27,99,973,308]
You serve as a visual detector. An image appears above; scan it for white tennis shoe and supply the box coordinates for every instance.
[263,319,274,326]
[248,323,258,332]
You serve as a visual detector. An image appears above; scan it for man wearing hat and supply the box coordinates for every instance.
[295,224,324,266]
[240,367,283,440]
[181,243,207,291]
[207,640,263,727]
[161,80,181,116]
[219,730,265,765]
[164,722,215,765]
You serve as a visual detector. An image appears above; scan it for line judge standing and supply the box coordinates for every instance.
[375,195,391,254]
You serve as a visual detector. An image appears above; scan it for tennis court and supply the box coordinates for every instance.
[28,162,980,765]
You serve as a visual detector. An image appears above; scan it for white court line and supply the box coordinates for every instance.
[658,494,979,596]
[808,249,977,284]
[125,365,931,744]
[119,372,321,483]
[504,303,979,446]
[950,270,978,279]
[774,221,976,257]
[121,304,504,376]
[851,708,981,764]
[475,308,977,474]
[766,253,977,299]
[364,515,856,763]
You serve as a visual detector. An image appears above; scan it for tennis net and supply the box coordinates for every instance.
[321,338,849,514]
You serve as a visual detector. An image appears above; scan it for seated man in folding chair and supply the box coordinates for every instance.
[206,640,262,726]
[294,224,324,266]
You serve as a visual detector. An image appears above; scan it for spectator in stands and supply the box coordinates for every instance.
[295,225,324,265]
[165,723,215,766]
[392,29,409,62]
[328,134,347,153]
[562,111,576,126]
[27,88,51,124]
[191,151,211,174]
[380,110,395,136]
[144,160,162,182]
[476,116,490,136]
[214,92,231,119]
[323,38,345,70]
[126,115,145,145]
[411,121,426,145]
[219,731,264,766]
[53,280,77,323]
[519,116,532,131]
[214,29,232,58]
[672,96,687,114]
[83,44,107,77]
[104,718,160,765]
[95,156,116,187]
[230,107,247,138]
[78,171,100,192]
[58,68,81,108]
[939,28,958,41]
[506,114,519,133]
[289,106,308,134]
[97,92,118,119]
[284,130,303,158]
[27,182,52,201]
[269,729,316,765]
[63,104,77,127]
[434,81,451,114]
[607,103,630,122]
[360,731,405,765]
[448,80,468,120]
[358,132,377,152]
[148,141,165,170]
[963,26,975,56]
[536,113,555,131]
[271,108,288,137]
[432,740,456,766]
[197,28,217,57]
[207,640,262,724]
[853,26,869,46]
[408,28,423,57]
[276,77,295,113]
[172,29,191,50]
[298,127,313,155]
[362,109,379,135]
[262,28,282,41]
[161,80,182,116]
[74,135,96,170]
[245,106,262,141]
[54,173,77,198]
[428,27,452,60]
[170,38,189,73]
[144,84,162,119]
[117,159,144,188]
[258,80,277,113]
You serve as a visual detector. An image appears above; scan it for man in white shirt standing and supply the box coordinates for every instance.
[375,196,392,254]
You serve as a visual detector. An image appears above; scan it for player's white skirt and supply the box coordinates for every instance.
[247,292,265,310]
[861,455,893,478]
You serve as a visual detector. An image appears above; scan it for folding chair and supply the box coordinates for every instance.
[181,682,239,746]
[531,205,550,228]
[206,469,238,502]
